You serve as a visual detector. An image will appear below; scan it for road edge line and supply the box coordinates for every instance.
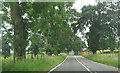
[48,56,68,73]
[75,56,92,73]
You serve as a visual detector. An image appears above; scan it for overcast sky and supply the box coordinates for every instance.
[73,0,97,12]
[73,0,97,35]
[72,0,97,45]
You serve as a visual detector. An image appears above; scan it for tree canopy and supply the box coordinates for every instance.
[72,2,119,54]
[1,1,119,61]
[1,2,86,60]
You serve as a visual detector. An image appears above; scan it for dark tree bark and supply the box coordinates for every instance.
[37,55,39,59]
[31,54,33,59]
[10,2,26,60]
[92,50,97,54]
[13,51,16,63]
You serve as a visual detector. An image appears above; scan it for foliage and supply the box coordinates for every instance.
[2,34,11,59]
[1,2,86,60]
[72,2,119,54]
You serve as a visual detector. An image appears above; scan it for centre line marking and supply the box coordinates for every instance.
[75,56,92,73]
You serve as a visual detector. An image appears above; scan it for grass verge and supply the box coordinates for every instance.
[82,53,119,68]
[2,55,67,71]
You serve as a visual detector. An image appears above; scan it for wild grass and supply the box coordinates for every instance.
[2,54,67,71]
[82,53,119,68]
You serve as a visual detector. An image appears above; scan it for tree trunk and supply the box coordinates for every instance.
[37,55,39,59]
[44,33,48,46]
[24,55,26,59]
[13,51,16,63]
[99,50,102,54]
[92,50,97,54]
[31,54,33,59]
[10,2,26,61]
[4,56,6,59]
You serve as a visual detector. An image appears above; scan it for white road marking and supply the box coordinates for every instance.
[75,56,92,73]
[48,56,68,73]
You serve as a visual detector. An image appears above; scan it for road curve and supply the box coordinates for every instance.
[49,56,119,73]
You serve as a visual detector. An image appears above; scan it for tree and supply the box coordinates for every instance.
[2,2,85,59]
[9,2,27,60]
[2,34,11,59]
[29,33,44,57]
[27,2,78,55]
[72,2,118,54]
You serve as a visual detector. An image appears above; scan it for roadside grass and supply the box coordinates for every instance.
[82,53,119,68]
[2,54,67,71]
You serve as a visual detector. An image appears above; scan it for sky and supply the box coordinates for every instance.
[72,0,97,46]
[73,0,97,12]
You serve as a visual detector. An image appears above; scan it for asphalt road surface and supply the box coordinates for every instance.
[49,52,119,73]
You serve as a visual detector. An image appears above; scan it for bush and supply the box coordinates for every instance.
[114,51,119,53]
[47,52,52,55]
[52,54,55,56]
[53,50,58,55]
[103,51,111,54]
[58,53,67,56]
[78,53,82,55]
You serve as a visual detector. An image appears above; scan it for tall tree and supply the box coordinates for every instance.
[9,2,26,60]
[72,2,118,54]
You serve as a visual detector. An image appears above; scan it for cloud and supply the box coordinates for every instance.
[73,0,97,12]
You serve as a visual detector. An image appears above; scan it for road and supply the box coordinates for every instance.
[49,54,119,73]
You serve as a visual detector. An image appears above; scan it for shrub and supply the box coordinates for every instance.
[58,53,67,56]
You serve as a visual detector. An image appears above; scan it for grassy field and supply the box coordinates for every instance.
[2,54,67,71]
[82,53,119,68]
